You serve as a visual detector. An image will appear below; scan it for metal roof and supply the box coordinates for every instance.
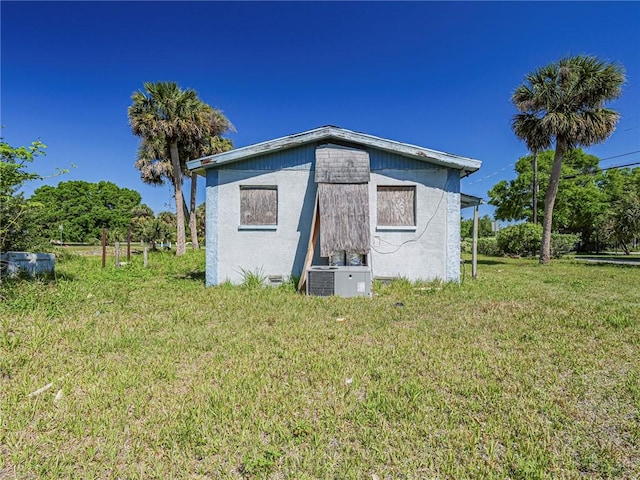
[187,126,482,176]
[461,193,483,209]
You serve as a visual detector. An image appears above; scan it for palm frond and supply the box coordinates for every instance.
[511,55,624,149]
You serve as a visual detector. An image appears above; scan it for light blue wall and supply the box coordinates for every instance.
[445,168,461,282]
[204,143,463,285]
[205,170,219,286]
[369,149,439,171]
[223,144,315,171]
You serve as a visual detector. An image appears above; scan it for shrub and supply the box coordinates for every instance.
[550,233,580,258]
[477,237,501,256]
[460,238,472,254]
[496,223,542,257]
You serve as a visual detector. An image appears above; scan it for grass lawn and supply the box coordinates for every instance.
[1,251,639,479]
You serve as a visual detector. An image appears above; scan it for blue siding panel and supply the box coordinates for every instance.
[369,149,439,171]
[221,144,440,172]
[224,144,315,171]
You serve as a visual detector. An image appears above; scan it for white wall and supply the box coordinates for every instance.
[206,151,461,285]
[368,168,451,282]
[216,169,315,284]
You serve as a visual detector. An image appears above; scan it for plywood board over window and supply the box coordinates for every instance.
[240,186,277,225]
[377,186,415,226]
[318,183,370,257]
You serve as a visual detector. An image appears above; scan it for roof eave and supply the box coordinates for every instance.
[186,126,482,175]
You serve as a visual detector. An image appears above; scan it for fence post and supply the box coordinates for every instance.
[143,246,148,268]
[127,227,131,261]
[102,228,107,268]
[115,241,120,268]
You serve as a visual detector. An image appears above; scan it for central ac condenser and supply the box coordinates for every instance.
[306,266,371,297]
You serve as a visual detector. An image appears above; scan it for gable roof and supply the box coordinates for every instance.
[187,125,482,176]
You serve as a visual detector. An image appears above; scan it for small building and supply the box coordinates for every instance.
[187,126,481,289]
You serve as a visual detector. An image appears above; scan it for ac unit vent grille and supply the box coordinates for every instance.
[307,270,335,296]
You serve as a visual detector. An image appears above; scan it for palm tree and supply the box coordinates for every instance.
[181,111,234,249]
[128,82,211,255]
[512,55,625,263]
[129,86,233,251]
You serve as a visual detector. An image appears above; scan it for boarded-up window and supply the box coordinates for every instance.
[240,186,277,225]
[318,183,370,257]
[377,186,415,226]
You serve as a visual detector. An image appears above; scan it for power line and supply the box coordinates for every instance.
[464,150,640,186]
[600,161,640,171]
[563,160,640,179]
[464,162,515,185]
[598,150,640,162]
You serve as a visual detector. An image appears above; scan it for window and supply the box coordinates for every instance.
[376,186,415,227]
[240,186,277,226]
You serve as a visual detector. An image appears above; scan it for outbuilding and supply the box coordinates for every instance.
[187,126,481,291]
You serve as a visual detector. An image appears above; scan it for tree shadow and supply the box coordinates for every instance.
[579,261,640,268]
[175,270,207,282]
[475,259,509,266]
[0,271,77,283]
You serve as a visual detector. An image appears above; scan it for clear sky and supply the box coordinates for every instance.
[2,1,639,218]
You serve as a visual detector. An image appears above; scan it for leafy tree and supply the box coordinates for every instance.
[488,149,605,245]
[598,168,640,253]
[130,204,155,241]
[29,181,141,242]
[512,55,624,263]
[603,195,640,254]
[141,218,174,250]
[460,215,494,239]
[196,202,206,243]
[157,211,177,230]
[0,138,46,252]
[128,82,233,255]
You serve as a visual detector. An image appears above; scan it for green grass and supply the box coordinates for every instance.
[1,251,639,478]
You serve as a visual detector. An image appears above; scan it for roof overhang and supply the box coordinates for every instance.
[461,193,483,209]
[187,126,482,177]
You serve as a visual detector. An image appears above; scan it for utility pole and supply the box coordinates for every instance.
[532,151,538,224]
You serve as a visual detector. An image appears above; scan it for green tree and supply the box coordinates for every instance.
[142,218,174,250]
[29,181,141,242]
[511,55,624,263]
[605,194,640,254]
[0,138,46,252]
[488,149,605,246]
[128,82,232,254]
[597,168,640,253]
[460,215,494,239]
[130,204,155,242]
[196,202,206,243]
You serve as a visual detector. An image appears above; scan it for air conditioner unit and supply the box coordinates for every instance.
[306,266,371,298]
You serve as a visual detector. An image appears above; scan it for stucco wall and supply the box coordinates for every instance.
[368,167,452,282]
[215,168,316,284]
[204,144,462,285]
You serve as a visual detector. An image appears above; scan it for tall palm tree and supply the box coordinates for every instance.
[130,87,233,251]
[512,55,624,263]
[128,82,210,255]
[181,111,234,249]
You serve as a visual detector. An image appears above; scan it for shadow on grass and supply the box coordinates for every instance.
[580,261,640,269]
[0,271,77,283]
[175,270,207,282]
[475,259,510,266]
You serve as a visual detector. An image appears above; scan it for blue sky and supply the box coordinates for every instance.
[3,1,639,218]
